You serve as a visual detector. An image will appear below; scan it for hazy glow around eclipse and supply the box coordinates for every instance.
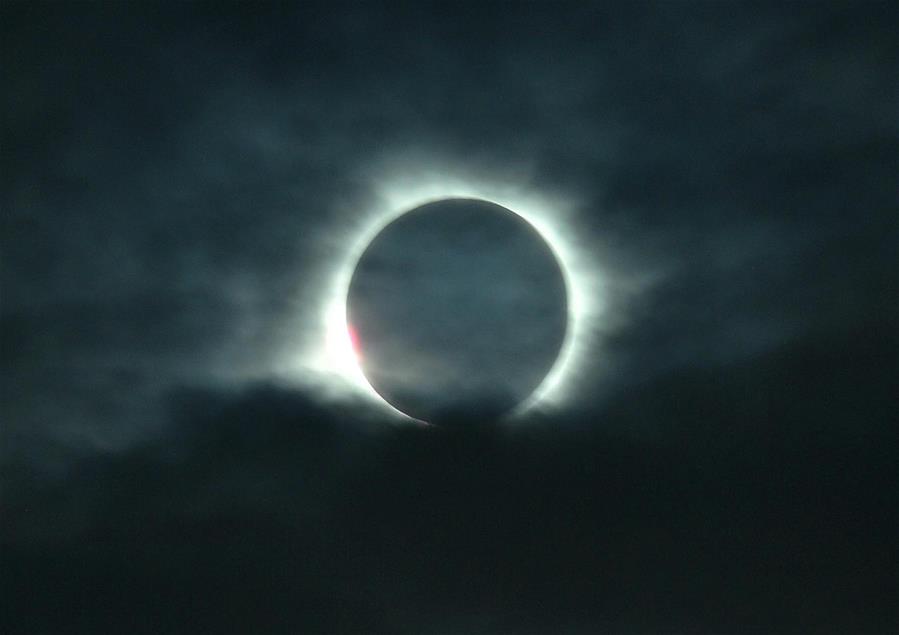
[295,165,603,420]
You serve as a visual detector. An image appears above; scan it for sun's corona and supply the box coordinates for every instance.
[298,166,601,420]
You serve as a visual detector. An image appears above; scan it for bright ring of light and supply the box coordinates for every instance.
[301,168,602,421]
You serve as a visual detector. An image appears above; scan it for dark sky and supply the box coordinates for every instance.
[2,2,897,634]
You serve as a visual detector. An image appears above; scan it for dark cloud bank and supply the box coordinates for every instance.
[4,338,896,634]
[2,2,897,634]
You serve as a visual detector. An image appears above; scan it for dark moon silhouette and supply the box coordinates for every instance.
[347,198,568,423]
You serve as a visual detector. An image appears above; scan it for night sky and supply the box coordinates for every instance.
[2,2,897,634]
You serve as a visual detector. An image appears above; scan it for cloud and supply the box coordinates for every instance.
[3,2,896,453]
[1,4,896,631]
[4,320,897,633]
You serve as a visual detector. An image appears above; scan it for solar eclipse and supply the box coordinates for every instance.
[297,167,604,421]
[346,198,568,423]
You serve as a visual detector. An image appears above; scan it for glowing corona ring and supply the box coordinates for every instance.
[305,167,601,421]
